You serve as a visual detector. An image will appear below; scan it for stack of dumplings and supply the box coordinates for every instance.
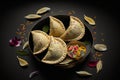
[30,16,86,67]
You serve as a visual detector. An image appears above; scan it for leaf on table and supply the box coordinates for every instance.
[84,15,95,25]
[17,56,29,67]
[96,59,102,73]
[25,14,41,20]
[29,71,40,79]
[36,7,51,14]
[76,71,92,76]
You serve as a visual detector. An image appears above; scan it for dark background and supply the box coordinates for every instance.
[0,0,120,80]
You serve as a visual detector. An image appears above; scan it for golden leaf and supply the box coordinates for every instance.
[17,56,29,67]
[76,71,92,76]
[23,41,29,49]
[84,15,95,25]
[96,60,102,73]
[36,7,51,14]
[25,14,41,19]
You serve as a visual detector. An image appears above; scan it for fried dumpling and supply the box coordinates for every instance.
[31,30,50,55]
[42,36,67,64]
[60,16,85,41]
[49,16,65,37]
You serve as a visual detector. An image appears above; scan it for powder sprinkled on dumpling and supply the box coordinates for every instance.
[60,16,85,41]
[49,16,65,37]
[31,30,50,55]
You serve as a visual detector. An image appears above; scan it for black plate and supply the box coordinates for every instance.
[29,15,93,67]
[1,0,120,80]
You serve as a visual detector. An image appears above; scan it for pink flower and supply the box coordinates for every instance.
[87,60,98,68]
[9,37,22,47]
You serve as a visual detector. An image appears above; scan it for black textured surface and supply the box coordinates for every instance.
[0,0,120,80]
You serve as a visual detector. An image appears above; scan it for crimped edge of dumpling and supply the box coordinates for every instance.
[31,30,50,55]
[60,16,85,41]
[41,36,67,64]
[70,16,85,40]
[49,16,65,36]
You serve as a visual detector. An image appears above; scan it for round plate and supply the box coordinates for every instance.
[29,15,93,68]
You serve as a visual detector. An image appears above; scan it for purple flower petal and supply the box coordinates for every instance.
[15,41,22,47]
[9,37,22,47]
[87,60,98,68]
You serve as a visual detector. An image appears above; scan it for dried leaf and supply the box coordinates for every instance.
[29,71,40,79]
[23,41,29,49]
[84,15,95,25]
[25,14,41,19]
[42,25,49,33]
[96,60,102,73]
[16,50,29,56]
[17,56,29,67]
[94,44,107,51]
[83,41,90,45]
[36,7,51,14]
[76,71,92,76]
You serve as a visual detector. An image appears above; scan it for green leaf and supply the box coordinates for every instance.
[42,25,49,33]
[16,50,29,56]
[83,41,90,45]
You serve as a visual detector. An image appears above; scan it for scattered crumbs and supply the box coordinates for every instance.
[58,10,63,12]
[101,38,105,42]
[93,16,96,19]
[25,21,33,25]
[20,24,26,31]
[100,33,104,36]
[67,11,72,15]
[50,11,54,14]
[93,52,103,60]
[93,37,96,41]
[16,21,33,43]
[93,32,96,35]
[67,10,75,15]
[71,10,75,14]
[16,31,22,35]
[92,26,96,31]
[16,18,42,44]
[43,13,47,16]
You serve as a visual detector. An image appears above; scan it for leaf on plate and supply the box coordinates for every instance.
[29,71,40,79]
[84,15,95,25]
[83,41,90,45]
[17,56,29,67]
[23,41,29,49]
[42,25,49,33]
[96,59,102,73]
[16,50,29,56]
[76,71,92,76]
